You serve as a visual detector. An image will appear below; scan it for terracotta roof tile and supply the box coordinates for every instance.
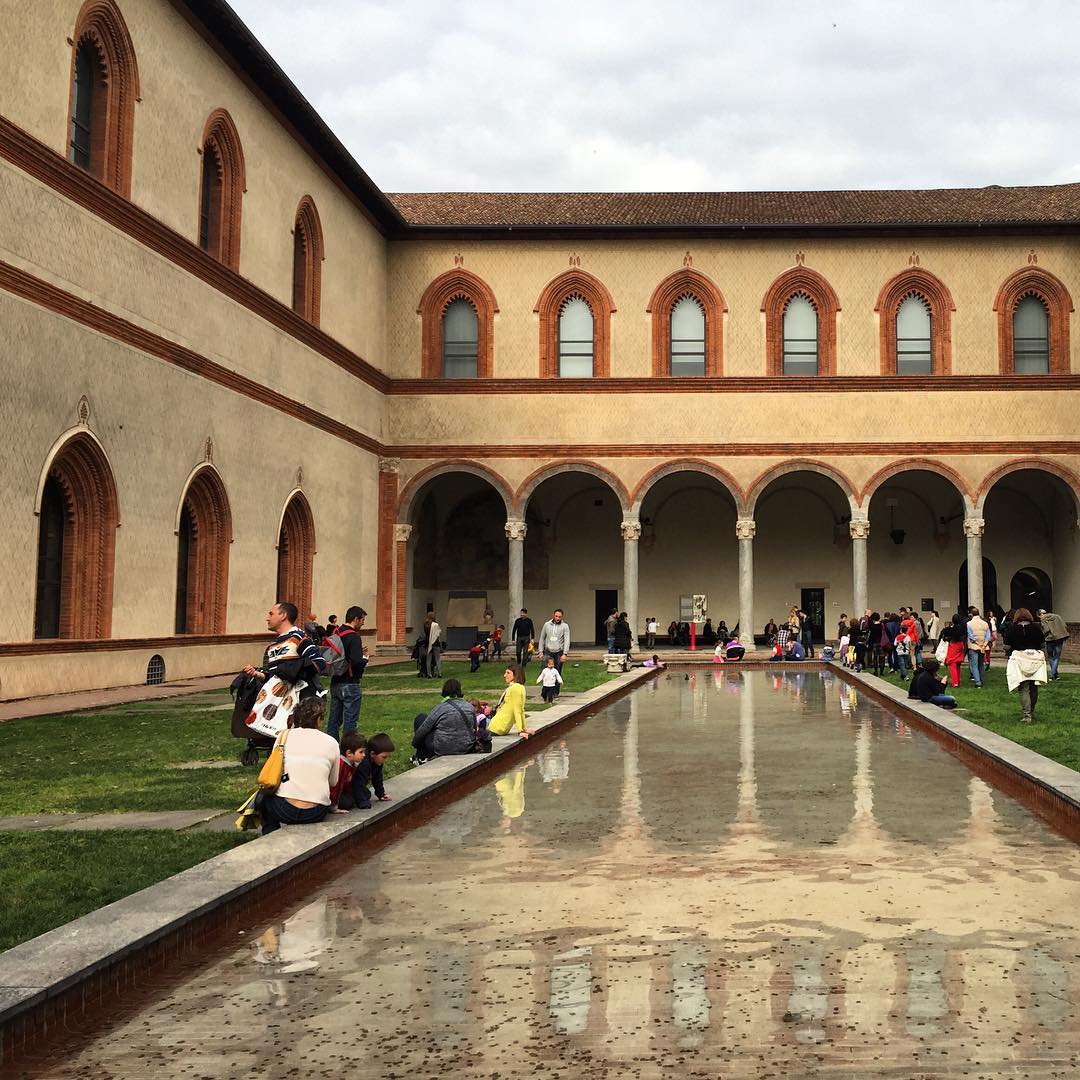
[387,185,1080,229]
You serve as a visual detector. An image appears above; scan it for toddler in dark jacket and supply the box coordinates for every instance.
[352,732,395,808]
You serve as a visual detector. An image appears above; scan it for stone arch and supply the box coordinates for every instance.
[761,265,841,376]
[745,460,857,517]
[33,430,119,639]
[629,459,744,516]
[397,460,513,523]
[175,465,232,634]
[647,268,727,377]
[994,267,1073,375]
[534,269,616,378]
[198,108,246,270]
[68,0,140,197]
[860,459,973,510]
[975,459,1080,518]
[417,268,499,378]
[292,195,324,325]
[515,461,630,516]
[276,489,316,618]
[875,267,956,375]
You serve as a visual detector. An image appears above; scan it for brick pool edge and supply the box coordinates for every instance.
[0,667,653,1064]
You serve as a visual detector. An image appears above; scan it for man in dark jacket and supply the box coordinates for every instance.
[327,606,368,741]
[1038,608,1070,681]
[512,608,534,666]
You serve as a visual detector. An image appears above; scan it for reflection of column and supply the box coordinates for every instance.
[850,515,869,616]
[505,518,526,632]
[964,515,985,613]
[852,720,873,824]
[621,520,640,647]
[736,673,758,825]
[393,523,412,646]
[617,692,644,837]
[736,517,755,645]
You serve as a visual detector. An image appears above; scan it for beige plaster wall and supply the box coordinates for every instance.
[2,0,388,368]
[386,236,1080,379]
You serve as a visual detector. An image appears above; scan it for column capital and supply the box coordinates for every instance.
[849,518,870,540]
[735,518,756,541]
[963,516,985,538]
[621,521,642,541]
[378,456,401,474]
[392,523,413,543]
[504,518,527,541]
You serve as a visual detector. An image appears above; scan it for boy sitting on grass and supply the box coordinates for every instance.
[352,733,395,808]
[330,732,366,812]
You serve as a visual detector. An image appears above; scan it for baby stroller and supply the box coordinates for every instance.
[229,672,275,766]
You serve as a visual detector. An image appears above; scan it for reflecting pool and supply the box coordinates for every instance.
[15,669,1080,1078]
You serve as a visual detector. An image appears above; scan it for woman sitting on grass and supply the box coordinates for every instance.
[488,664,533,739]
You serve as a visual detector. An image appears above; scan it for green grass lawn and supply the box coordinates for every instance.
[0,659,617,816]
[0,831,251,951]
[876,663,1080,772]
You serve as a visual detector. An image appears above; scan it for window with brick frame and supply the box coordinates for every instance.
[67,0,139,197]
[647,268,727,377]
[175,467,231,635]
[761,266,840,376]
[276,493,316,619]
[534,269,616,377]
[994,267,1073,375]
[417,269,498,378]
[875,268,955,375]
[197,109,245,271]
[292,196,324,325]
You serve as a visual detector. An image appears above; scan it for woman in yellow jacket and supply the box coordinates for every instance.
[488,664,533,738]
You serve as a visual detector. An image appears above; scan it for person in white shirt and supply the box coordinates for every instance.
[536,656,564,703]
[646,617,658,649]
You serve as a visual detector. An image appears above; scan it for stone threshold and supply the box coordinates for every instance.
[0,666,654,1064]
[831,663,1080,836]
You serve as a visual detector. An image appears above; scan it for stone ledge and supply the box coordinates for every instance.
[0,666,652,1057]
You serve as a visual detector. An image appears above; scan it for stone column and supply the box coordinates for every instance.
[964,515,985,613]
[850,515,870,617]
[392,523,413,646]
[621,520,641,647]
[505,518,527,633]
[736,517,755,646]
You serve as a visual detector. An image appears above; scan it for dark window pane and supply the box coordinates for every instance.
[70,42,94,170]
[199,146,219,253]
[175,504,192,633]
[34,477,65,639]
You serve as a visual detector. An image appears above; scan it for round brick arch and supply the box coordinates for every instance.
[276,489,316,618]
[974,459,1080,517]
[515,461,630,516]
[397,460,514,523]
[860,458,974,512]
[629,459,744,516]
[417,268,499,378]
[175,464,232,635]
[745,460,858,517]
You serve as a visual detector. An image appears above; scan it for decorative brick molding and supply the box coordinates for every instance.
[534,269,616,378]
[276,491,315,618]
[993,267,1073,375]
[514,460,631,515]
[761,266,841,376]
[629,458,743,515]
[745,459,857,516]
[292,195,324,326]
[417,268,498,378]
[396,459,514,522]
[646,268,727,377]
[178,466,231,635]
[859,457,974,506]
[198,109,245,271]
[974,458,1080,511]
[376,468,397,642]
[36,431,119,640]
[68,0,139,198]
[875,267,955,375]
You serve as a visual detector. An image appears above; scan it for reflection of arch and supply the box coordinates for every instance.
[993,267,1073,375]
[959,557,997,614]
[34,431,119,639]
[860,459,972,508]
[175,465,231,634]
[515,461,630,515]
[534,269,616,378]
[875,267,955,375]
[276,490,316,618]
[646,268,728,377]
[630,458,743,515]
[761,266,841,376]
[397,460,513,522]
[974,459,1080,517]
[745,459,856,517]
[417,268,499,378]
[1010,567,1052,613]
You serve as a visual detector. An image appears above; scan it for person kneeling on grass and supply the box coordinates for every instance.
[908,658,957,709]
[262,696,339,835]
[536,657,564,703]
[329,732,366,811]
[352,733,395,808]
[411,679,478,763]
[489,664,534,739]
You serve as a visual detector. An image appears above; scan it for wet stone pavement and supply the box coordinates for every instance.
[8,668,1080,1078]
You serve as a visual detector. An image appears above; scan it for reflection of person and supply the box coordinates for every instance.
[494,766,527,824]
[538,741,570,794]
[489,665,533,738]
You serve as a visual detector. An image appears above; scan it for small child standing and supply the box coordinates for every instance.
[492,625,504,658]
[352,732,395,808]
[330,732,366,811]
[468,639,485,672]
[894,631,911,682]
[536,657,563,703]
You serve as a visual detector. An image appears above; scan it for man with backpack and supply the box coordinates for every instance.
[324,606,368,741]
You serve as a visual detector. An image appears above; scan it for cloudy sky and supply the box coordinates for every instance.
[229,0,1080,194]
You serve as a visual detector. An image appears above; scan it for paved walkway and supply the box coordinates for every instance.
[0,809,232,833]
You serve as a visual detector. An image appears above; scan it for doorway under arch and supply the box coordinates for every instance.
[1010,567,1052,614]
